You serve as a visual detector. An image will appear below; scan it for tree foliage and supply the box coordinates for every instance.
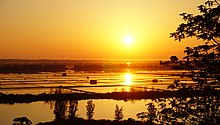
[86,100,95,120]
[13,117,32,125]
[170,56,179,62]
[137,97,220,124]
[52,100,79,121]
[137,103,158,124]
[53,100,67,121]
[114,105,123,121]
[138,1,220,124]
[68,100,78,119]
[167,0,220,88]
[170,0,220,45]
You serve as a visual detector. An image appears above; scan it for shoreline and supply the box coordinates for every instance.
[1,90,219,104]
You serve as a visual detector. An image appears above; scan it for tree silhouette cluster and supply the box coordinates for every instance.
[136,103,157,123]
[138,0,220,124]
[137,96,220,124]
[13,117,32,125]
[53,100,78,121]
[165,0,220,89]
[114,105,124,121]
[86,100,95,120]
[170,0,220,45]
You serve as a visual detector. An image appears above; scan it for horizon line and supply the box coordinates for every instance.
[0,58,168,61]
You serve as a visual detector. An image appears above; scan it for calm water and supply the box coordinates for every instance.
[0,61,192,124]
[0,99,152,125]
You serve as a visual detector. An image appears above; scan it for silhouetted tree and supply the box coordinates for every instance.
[139,1,220,124]
[86,100,95,120]
[68,100,78,119]
[114,105,123,121]
[137,103,158,124]
[168,1,220,123]
[170,56,179,62]
[137,95,220,124]
[171,0,220,123]
[170,0,220,45]
[53,100,67,121]
[13,117,32,125]
[168,0,220,87]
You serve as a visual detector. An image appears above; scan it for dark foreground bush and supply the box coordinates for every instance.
[36,118,146,125]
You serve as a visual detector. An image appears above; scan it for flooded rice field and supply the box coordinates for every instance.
[0,70,191,94]
[0,60,193,124]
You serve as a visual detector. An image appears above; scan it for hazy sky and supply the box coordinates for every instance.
[0,0,206,59]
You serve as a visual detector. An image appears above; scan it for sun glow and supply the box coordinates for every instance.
[124,73,132,85]
[123,36,133,45]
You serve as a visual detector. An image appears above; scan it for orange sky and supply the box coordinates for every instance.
[0,0,206,60]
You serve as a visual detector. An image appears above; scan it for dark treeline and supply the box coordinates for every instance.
[0,59,171,73]
[0,64,66,73]
[37,118,143,125]
[0,63,170,74]
[1,89,219,104]
[73,63,171,72]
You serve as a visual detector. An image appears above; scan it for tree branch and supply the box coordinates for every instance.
[212,38,220,46]
[214,0,220,6]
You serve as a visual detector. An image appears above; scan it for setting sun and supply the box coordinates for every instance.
[123,36,133,46]
[124,73,132,85]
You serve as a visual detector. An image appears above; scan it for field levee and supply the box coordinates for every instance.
[0,90,219,104]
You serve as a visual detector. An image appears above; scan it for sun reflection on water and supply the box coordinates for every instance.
[124,73,132,85]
